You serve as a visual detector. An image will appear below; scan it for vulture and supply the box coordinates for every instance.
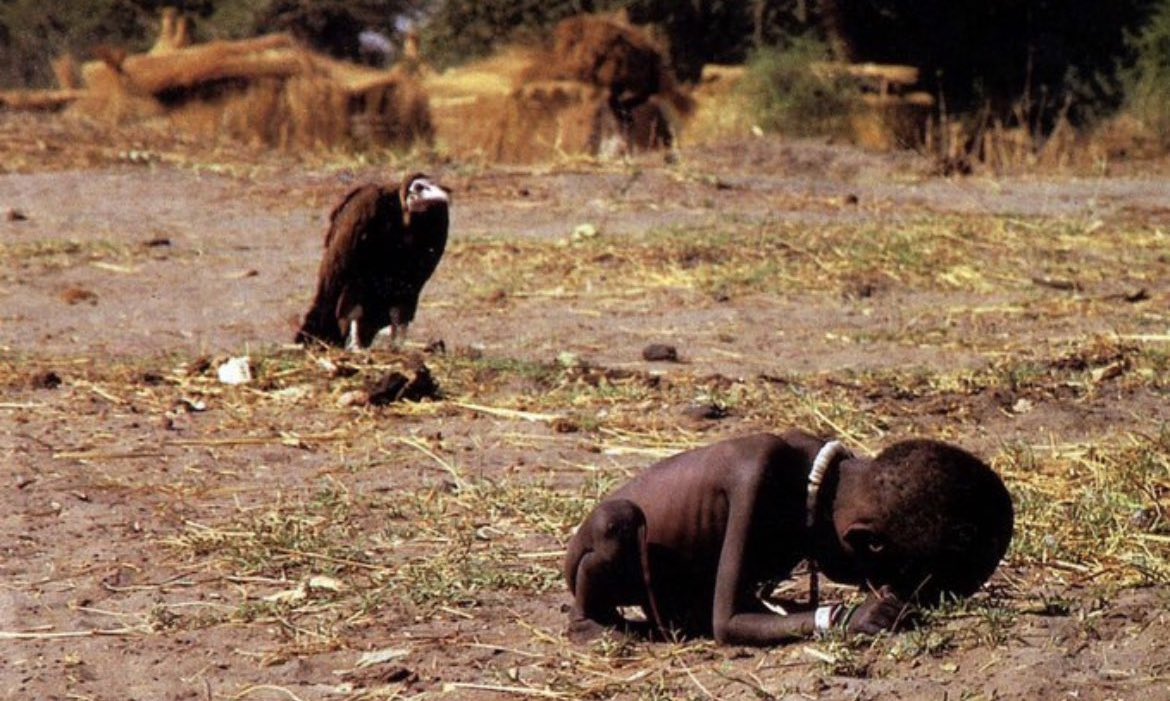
[296,173,449,349]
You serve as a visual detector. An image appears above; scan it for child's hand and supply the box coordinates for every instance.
[846,586,908,635]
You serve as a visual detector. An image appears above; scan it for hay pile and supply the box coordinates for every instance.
[821,63,934,152]
[426,13,692,163]
[3,9,432,150]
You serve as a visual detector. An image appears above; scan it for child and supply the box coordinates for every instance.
[564,430,1013,645]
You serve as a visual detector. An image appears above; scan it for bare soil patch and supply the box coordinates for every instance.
[2,112,1168,700]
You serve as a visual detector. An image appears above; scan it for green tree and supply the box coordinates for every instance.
[1122,0,1170,145]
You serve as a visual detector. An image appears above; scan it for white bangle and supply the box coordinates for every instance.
[814,605,837,632]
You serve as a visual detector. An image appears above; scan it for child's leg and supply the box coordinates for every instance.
[564,499,658,640]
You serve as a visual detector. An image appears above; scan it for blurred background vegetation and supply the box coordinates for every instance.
[2,0,1169,143]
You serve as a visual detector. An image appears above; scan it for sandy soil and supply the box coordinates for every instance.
[1,113,1169,700]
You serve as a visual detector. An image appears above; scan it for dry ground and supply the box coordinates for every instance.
[1,112,1169,700]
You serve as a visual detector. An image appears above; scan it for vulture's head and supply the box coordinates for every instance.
[401,173,449,224]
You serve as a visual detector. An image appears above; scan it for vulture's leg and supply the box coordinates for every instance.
[344,320,362,352]
[336,289,366,352]
[390,323,409,347]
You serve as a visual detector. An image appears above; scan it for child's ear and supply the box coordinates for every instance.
[843,524,888,556]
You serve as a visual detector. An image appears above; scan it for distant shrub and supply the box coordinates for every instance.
[0,0,150,88]
[819,0,1154,131]
[0,0,239,89]
[1122,0,1170,146]
[739,38,856,139]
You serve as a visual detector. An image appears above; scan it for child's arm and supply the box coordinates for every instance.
[709,458,907,645]
[715,579,908,644]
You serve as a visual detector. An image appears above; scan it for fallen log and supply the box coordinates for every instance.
[116,34,301,95]
[0,89,87,111]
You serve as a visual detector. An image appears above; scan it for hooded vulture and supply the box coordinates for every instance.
[296,173,449,349]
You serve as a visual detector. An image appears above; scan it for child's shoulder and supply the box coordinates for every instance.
[720,431,820,460]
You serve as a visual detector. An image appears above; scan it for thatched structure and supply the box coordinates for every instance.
[2,9,432,150]
[426,14,691,163]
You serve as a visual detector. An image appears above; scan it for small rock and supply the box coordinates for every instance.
[683,403,728,421]
[843,193,859,206]
[29,370,62,389]
[642,343,680,362]
[141,371,165,386]
[1129,507,1158,530]
[424,339,447,355]
[143,237,171,248]
[550,417,579,433]
[7,209,28,222]
[60,287,98,306]
[1123,288,1149,303]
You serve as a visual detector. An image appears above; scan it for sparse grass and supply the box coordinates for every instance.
[25,323,1163,696]
[0,238,140,271]
[443,216,1169,308]
[7,191,1170,698]
[1001,431,1170,586]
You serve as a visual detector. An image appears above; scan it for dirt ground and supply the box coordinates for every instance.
[2,112,1169,701]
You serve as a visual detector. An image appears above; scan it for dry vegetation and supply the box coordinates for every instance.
[2,106,1169,699]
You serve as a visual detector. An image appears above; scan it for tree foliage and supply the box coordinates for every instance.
[0,0,418,88]
[1122,0,1170,144]
[818,0,1158,126]
[420,0,818,80]
[0,0,149,87]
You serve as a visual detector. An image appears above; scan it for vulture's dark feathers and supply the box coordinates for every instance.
[296,173,449,349]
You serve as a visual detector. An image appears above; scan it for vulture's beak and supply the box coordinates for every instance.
[405,178,449,214]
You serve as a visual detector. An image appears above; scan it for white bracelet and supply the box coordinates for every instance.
[814,605,837,632]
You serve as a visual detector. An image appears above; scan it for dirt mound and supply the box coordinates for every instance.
[427,14,690,163]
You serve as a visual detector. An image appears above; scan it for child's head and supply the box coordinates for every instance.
[837,440,1014,602]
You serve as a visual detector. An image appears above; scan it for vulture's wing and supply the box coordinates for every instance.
[297,184,404,346]
[318,184,404,306]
